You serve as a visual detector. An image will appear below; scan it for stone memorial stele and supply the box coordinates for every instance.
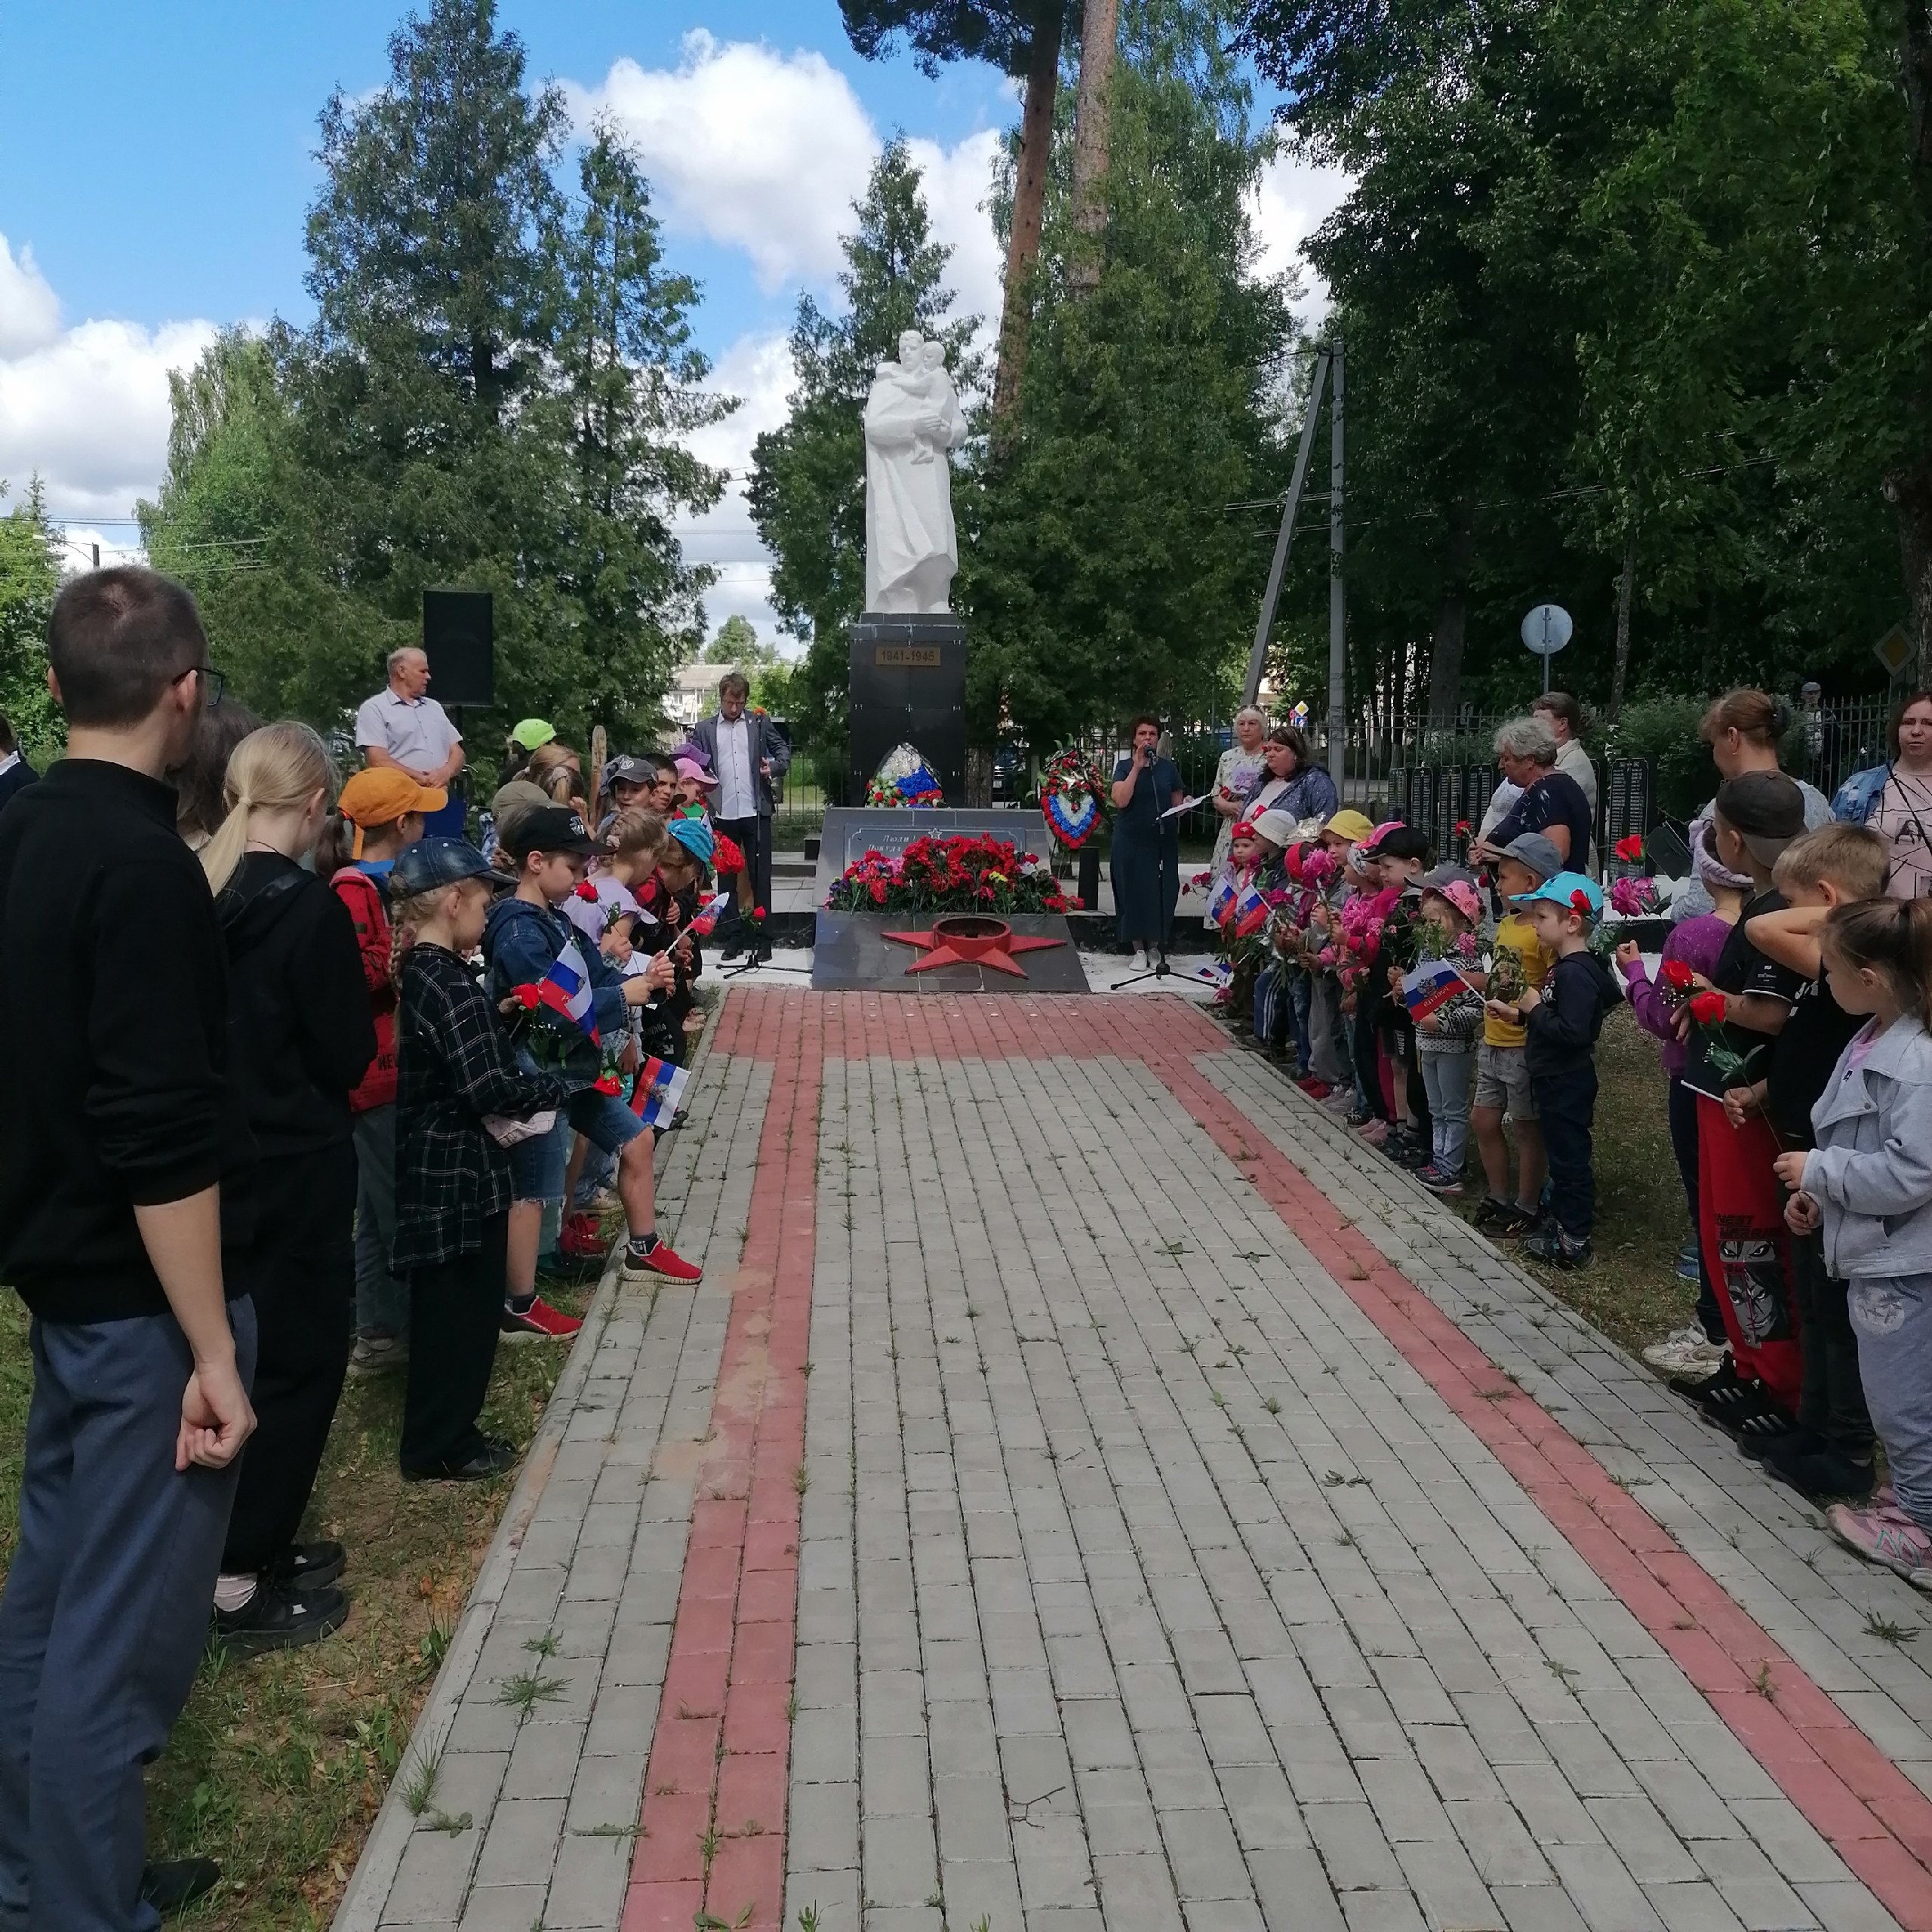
[863,329,966,614]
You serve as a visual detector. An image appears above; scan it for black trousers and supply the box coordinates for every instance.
[715,814,773,949]
[1533,1063,1598,1242]
[1791,1229,1875,1454]
[223,1143,356,1575]
[401,1211,508,1474]
[1666,1076,1727,1342]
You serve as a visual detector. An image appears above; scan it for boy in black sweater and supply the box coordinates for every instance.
[1495,871,1622,1268]
[0,568,258,1930]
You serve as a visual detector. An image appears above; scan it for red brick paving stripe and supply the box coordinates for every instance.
[1142,1036,1932,1932]
[624,992,821,1932]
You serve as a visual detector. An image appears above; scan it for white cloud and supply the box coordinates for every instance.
[571,32,1003,332]
[0,310,217,521]
[0,235,61,359]
[1249,152,1354,322]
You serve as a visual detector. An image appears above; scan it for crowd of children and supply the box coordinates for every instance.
[1220,691,1932,1592]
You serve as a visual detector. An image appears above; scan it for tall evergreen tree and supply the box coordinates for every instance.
[746,140,980,778]
[0,481,62,759]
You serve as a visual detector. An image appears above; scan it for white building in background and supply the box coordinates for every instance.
[665,662,737,734]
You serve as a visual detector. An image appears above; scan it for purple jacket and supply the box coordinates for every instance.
[1624,912,1731,1078]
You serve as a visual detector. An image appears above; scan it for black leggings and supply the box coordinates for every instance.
[1666,1077,1726,1343]
[401,1212,509,1474]
[223,1143,357,1575]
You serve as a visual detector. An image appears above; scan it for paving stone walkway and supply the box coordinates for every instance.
[337,991,1932,1932]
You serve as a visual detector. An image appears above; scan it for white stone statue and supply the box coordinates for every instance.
[863,329,967,614]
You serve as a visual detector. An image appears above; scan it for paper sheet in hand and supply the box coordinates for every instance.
[1160,795,1206,820]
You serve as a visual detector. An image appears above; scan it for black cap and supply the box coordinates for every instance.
[503,805,598,858]
[1714,771,1804,863]
[391,837,508,897]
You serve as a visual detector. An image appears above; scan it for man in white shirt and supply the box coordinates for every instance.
[688,672,790,960]
[355,648,466,837]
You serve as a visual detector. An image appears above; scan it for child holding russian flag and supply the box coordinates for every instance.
[483,806,701,1333]
[1403,865,1488,1195]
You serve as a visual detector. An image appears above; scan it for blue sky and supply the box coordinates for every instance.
[0,1,1343,633]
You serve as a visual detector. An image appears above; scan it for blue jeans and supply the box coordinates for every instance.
[1420,1048,1474,1175]
[0,1300,258,1932]
[1533,1064,1598,1242]
[506,1067,646,1205]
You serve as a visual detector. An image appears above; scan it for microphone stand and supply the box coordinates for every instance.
[1109,956,1173,992]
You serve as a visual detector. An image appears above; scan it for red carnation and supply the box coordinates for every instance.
[574,881,599,902]
[593,1073,623,1097]
[512,984,541,1010]
[1661,958,1696,991]
[869,881,887,905]
[1688,989,1727,1026]
[1614,833,1645,863]
[752,905,767,921]
[1570,889,1592,914]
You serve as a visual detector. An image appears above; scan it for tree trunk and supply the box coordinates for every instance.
[1424,503,1476,724]
[1069,0,1120,296]
[1608,527,1638,721]
[1884,460,1932,687]
[992,2,1066,435]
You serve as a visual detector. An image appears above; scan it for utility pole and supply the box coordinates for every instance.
[1241,346,1331,709]
[1327,337,1346,769]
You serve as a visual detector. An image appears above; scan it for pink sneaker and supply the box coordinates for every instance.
[1355,1118,1389,1146]
[1829,1500,1932,1580]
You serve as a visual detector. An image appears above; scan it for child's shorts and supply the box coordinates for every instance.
[508,1081,648,1205]
[1474,1043,1537,1122]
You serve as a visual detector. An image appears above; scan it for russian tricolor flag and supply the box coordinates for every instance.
[1232,883,1271,938]
[687,889,736,938]
[629,1054,690,1128]
[1401,958,1467,1020]
[540,938,600,1044]
[1207,876,1238,928]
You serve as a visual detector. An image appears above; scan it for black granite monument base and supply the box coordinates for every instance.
[848,612,967,805]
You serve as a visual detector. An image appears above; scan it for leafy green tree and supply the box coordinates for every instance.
[746,139,980,777]
[967,0,1298,741]
[0,481,61,761]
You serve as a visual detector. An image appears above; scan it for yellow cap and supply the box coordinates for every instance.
[1323,808,1376,844]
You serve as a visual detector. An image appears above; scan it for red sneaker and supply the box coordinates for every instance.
[621,1240,703,1284]
[560,1211,606,1258]
[501,1295,583,1341]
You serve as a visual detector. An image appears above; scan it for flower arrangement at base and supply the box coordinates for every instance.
[1038,746,1109,850]
[865,741,944,808]
[825,833,1083,917]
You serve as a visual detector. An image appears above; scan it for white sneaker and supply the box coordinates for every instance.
[1642,1325,1727,1380]
[1131,948,1149,971]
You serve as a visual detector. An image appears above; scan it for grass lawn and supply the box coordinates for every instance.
[0,1274,591,1930]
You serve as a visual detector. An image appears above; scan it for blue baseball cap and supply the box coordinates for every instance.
[392,836,508,897]
[1510,869,1603,917]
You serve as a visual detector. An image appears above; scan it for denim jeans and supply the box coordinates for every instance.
[352,1103,409,1340]
[1533,1063,1598,1242]
[1420,1048,1475,1175]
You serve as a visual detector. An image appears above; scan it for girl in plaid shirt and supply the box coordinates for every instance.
[390,839,571,1481]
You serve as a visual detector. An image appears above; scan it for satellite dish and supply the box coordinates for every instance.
[1521,605,1574,656]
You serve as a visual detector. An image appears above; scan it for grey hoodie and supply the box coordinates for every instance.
[1803,1013,1932,1281]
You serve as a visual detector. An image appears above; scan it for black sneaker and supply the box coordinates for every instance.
[268,1540,345,1593]
[1523,1225,1592,1269]
[211,1579,349,1660]
[1761,1432,1876,1500]
[403,1435,519,1484]
[141,1857,220,1917]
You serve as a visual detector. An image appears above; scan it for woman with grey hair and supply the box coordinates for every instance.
[1472,715,1594,869]
[1208,706,1269,881]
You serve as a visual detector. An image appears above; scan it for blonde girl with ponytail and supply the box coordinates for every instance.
[201,721,381,1653]
[1774,897,1932,1584]
[200,721,336,897]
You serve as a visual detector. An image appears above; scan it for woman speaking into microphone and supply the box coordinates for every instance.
[1110,714,1186,971]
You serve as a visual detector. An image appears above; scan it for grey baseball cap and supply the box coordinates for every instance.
[605,754,659,788]
[392,837,509,897]
[1500,832,1562,881]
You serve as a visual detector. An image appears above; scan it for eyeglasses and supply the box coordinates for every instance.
[174,664,227,709]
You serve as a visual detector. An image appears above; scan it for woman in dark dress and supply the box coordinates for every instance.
[1110,714,1185,968]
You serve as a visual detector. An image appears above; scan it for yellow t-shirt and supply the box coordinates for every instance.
[1484,913,1554,1049]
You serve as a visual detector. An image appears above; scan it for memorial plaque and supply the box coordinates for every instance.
[848,612,967,804]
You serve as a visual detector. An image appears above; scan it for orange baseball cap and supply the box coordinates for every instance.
[339,767,448,827]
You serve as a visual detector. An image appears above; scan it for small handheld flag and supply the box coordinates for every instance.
[1401,958,1469,1020]
[629,1054,690,1128]
[687,889,736,938]
[1206,875,1238,928]
[539,937,600,1044]
[1232,883,1271,938]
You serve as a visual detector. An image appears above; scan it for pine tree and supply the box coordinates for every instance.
[0,480,62,760]
[747,140,980,780]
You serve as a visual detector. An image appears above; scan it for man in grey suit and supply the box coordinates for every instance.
[688,672,790,959]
